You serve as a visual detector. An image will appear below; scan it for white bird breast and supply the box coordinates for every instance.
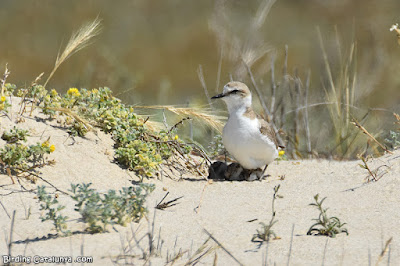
[222,112,278,169]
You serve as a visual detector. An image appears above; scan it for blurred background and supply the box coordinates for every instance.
[1,0,400,158]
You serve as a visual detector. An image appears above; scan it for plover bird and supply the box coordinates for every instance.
[211,81,280,180]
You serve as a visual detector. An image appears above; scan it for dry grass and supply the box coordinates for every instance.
[351,118,392,154]
[44,18,102,87]
[206,1,397,160]
[316,26,362,157]
[1,64,10,96]
[135,105,225,133]
[209,0,275,80]
[42,106,94,131]
[375,237,393,265]
[394,113,400,127]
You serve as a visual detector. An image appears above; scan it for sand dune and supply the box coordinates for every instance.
[0,103,399,265]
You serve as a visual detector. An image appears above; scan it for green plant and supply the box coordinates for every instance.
[70,183,155,233]
[207,134,224,158]
[0,142,54,172]
[0,133,55,184]
[1,126,29,143]
[0,144,30,170]
[37,186,70,235]
[252,185,282,243]
[307,194,348,237]
[68,121,89,137]
[385,130,400,149]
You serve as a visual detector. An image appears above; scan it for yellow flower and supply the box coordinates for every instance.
[91,88,98,94]
[174,135,179,140]
[278,150,285,157]
[0,96,6,102]
[50,89,58,97]
[67,88,80,97]
[41,141,50,148]
[49,145,56,153]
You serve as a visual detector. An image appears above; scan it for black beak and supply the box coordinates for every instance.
[211,93,225,99]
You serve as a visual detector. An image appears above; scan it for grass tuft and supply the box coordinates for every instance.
[307,194,348,238]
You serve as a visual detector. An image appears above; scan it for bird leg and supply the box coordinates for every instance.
[258,164,269,180]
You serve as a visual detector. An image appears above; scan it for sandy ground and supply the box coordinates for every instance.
[0,101,399,265]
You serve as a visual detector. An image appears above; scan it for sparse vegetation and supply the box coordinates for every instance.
[252,185,282,244]
[0,127,55,183]
[385,130,400,149]
[37,186,70,235]
[36,183,154,235]
[357,153,390,182]
[70,183,154,233]
[1,126,29,143]
[307,194,348,237]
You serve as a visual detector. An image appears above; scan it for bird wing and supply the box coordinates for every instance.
[257,115,279,149]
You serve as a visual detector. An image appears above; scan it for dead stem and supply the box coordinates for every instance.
[1,64,11,96]
[352,118,392,154]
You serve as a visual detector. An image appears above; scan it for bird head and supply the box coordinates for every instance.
[211,81,252,113]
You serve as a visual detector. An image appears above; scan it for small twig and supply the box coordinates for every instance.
[203,229,244,266]
[142,116,150,125]
[15,167,70,195]
[304,70,312,158]
[0,200,11,219]
[155,192,183,210]
[286,224,295,266]
[270,52,277,116]
[351,117,393,154]
[375,237,392,266]
[167,117,191,135]
[293,70,301,156]
[322,238,329,266]
[8,210,16,258]
[194,181,211,213]
[197,65,214,110]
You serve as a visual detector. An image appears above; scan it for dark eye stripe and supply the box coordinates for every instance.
[230,89,240,95]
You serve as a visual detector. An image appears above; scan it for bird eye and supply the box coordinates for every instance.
[230,89,240,94]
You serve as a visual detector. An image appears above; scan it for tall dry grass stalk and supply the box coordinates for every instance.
[44,18,102,87]
[317,26,361,157]
[209,0,275,80]
[1,64,10,96]
[135,105,225,133]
